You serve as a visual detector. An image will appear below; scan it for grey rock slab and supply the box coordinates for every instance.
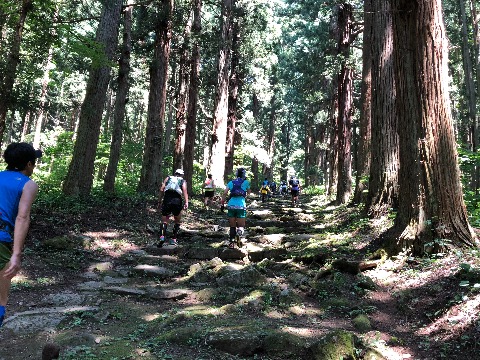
[131,264,174,279]
[40,292,85,307]
[148,288,193,300]
[2,306,98,334]
[77,281,106,291]
[104,286,146,296]
[184,247,219,260]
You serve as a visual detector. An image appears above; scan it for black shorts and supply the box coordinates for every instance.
[291,190,299,197]
[162,192,183,216]
[204,190,214,198]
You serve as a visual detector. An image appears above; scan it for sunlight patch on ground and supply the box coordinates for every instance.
[143,313,161,322]
[85,231,121,239]
[288,305,324,317]
[417,293,480,340]
[280,326,317,338]
[264,310,288,319]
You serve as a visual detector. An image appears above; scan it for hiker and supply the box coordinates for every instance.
[158,169,188,247]
[0,142,41,327]
[260,182,270,203]
[269,180,277,197]
[279,180,288,197]
[203,173,215,208]
[289,175,301,206]
[221,167,251,248]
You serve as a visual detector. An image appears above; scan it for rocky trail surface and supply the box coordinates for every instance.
[0,194,478,359]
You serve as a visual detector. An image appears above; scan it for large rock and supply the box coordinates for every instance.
[309,330,358,360]
[205,328,264,356]
[131,265,174,279]
[216,266,266,287]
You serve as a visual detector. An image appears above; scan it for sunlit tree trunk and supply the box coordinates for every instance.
[0,0,32,147]
[138,0,173,193]
[265,93,276,181]
[365,0,399,217]
[63,0,123,196]
[104,3,133,193]
[391,0,477,254]
[251,93,260,191]
[353,0,372,204]
[183,0,202,194]
[208,0,233,187]
[327,84,338,197]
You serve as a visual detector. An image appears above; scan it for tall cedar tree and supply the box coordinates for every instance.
[352,0,372,204]
[138,0,174,193]
[63,0,123,196]
[173,15,192,171]
[365,0,399,216]
[334,4,354,205]
[208,0,234,186]
[104,3,133,193]
[224,14,240,180]
[0,0,32,148]
[183,0,202,194]
[391,0,477,253]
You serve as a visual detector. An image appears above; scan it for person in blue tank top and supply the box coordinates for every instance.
[221,168,251,248]
[0,142,41,327]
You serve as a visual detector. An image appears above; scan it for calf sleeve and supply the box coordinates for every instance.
[161,223,168,237]
[0,305,5,327]
[229,227,236,241]
[173,223,180,238]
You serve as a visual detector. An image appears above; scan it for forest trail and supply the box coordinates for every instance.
[0,194,477,359]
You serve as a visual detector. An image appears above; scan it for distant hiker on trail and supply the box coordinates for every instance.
[221,168,251,248]
[269,180,277,195]
[289,175,301,206]
[260,182,270,203]
[262,177,269,187]
[0,142,41,327]
[279,180,288,197]
[203,173,215,208]
[157,169,188,247]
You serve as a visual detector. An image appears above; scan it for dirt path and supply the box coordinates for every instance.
[0,194,478,359]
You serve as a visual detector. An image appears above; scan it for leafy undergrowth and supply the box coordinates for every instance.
[0,193,479,359]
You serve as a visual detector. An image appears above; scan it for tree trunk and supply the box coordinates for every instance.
[224,17,240,180]
[391,0,477,254]
[173,16,193,171]
[265,93,276,180]
[208,0,234,187]
[334,4,354,205]
[365,0,399,217]
[183,0,202,194]
[327,85,338,197]
[62,0,123,196]
[0,0,32,147]
[352,0,373,204]
[138,0,174,193]
[104,3,133,193]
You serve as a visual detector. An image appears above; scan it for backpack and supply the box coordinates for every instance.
[290,178,299,190]
[164,176,184,195]
[230,178,246,197]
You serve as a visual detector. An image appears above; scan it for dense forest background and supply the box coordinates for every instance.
[1,0,480,254]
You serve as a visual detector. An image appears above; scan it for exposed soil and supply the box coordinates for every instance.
[0,193,479,360]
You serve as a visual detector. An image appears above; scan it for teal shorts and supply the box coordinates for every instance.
[0,242,12,271]
[227,208,247,218]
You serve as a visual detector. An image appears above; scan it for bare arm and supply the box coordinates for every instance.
[2,180,38,279]
[182,181,189,209]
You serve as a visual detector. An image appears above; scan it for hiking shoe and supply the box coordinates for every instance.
[235,235,242,248]
[157,236,166,248]
[228,241,235,249]
[169,238,178,246]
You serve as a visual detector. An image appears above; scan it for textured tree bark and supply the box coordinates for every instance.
[334,4,354,205]
[208,0,233,187]
[62,0,123,196]
[173,16,193,172]
[0,0,32,147]
[365,0,399,217]
[138,0,174,193]
[353,0,373,205]
[224,15,240,180]
[183,0,202,194]
[104,3,133,193]
[392,0,477,254]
